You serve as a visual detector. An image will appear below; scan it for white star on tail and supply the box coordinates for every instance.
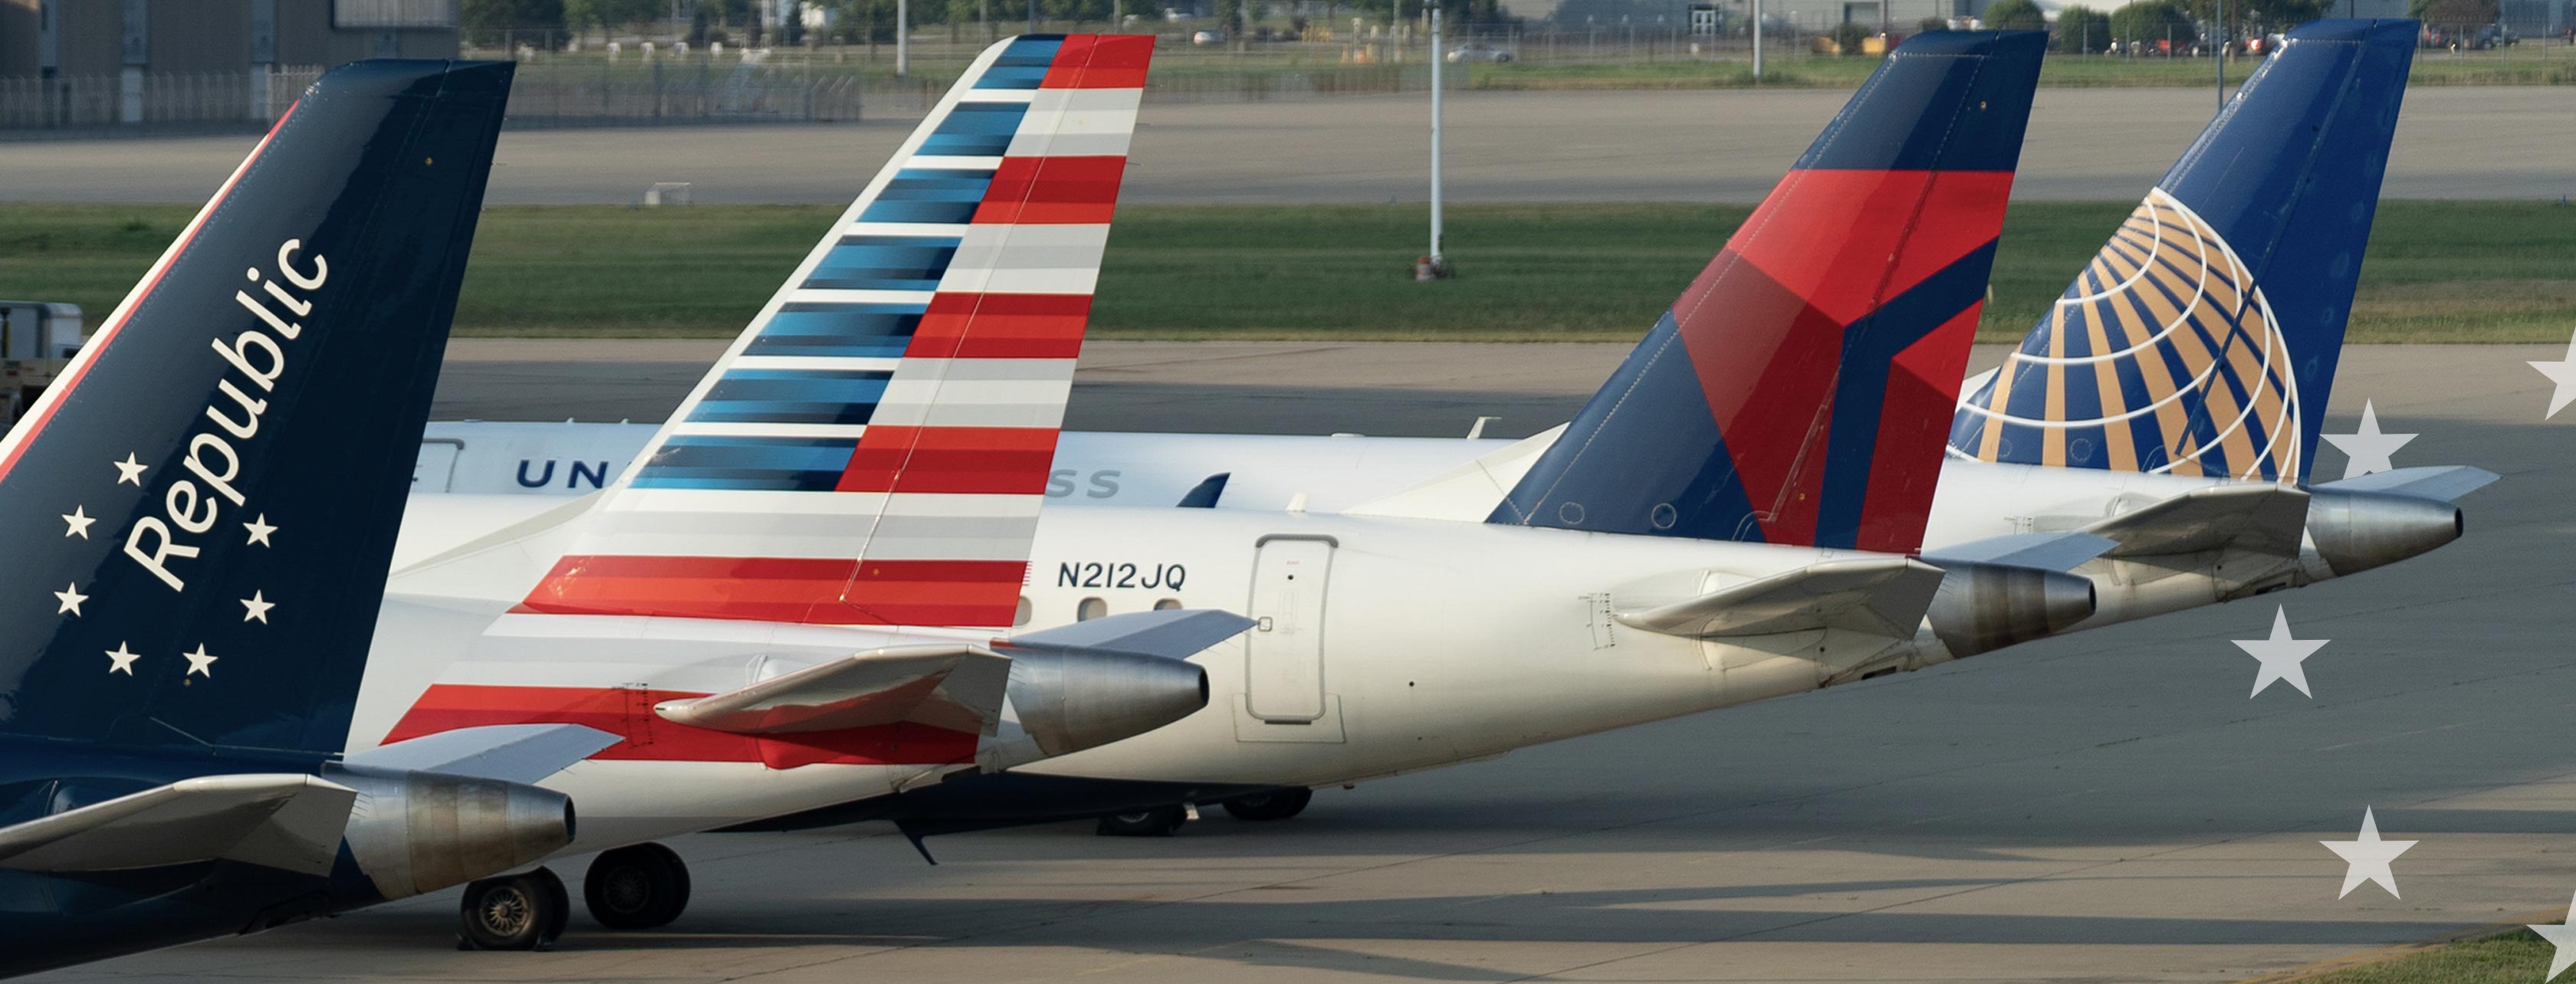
[2321,807,2417,899]
[2234,606,2330,698]
[2320,401,2417,479]
[104,642,138,675]
[112,453,148,485]
[243,513,277,547]
[182,645,217,677]
[2531,334,2576,419]
[241,591,274,624]
[61,506,94,539]
[54,583,87,616]
[2527,891,2576,982]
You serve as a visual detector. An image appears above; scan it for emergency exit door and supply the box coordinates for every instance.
[1244,536,1333,722]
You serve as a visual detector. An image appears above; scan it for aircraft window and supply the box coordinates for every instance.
[1014,595,1032,627]
[1154,598,1181,611]
[1077,597,1107,622]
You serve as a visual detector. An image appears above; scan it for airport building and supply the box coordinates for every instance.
[0,0,462,126]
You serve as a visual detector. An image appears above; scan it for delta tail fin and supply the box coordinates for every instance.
[0,61,511,754]
[1950,19,2417,482]
[1488,31,2045,554]
[511,35,1150,628]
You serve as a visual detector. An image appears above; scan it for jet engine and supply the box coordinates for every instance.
[981,648,1211,769]
[323,763,574,901]
[2302,487,2463,579]
[1924,560,2097,660]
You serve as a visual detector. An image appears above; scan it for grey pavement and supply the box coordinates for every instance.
[30,341,2576,983]
[8,87,2570,205]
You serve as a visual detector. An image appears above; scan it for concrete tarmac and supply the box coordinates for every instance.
[7,87,2570,205]
[29,341,2576,983]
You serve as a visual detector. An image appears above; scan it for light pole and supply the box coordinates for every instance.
[1428,0,1447,277]
[1752,0,1763,80]
[898,0,909,77]
[2214,0,2225,112]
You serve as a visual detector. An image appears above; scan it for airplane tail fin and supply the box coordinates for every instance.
[514,35,1150,628]
[1950,19,2417,482]
[1488,31,2045,553]
[0,61,511,753]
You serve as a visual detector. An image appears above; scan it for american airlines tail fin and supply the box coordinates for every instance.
[1950,19,2417,482]
[1488,31,2045,554]
[512,35,1150,628]
[0,61,511,753]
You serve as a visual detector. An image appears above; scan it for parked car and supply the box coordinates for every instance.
[1191,28,1223,44]
[1446,42,1516,62]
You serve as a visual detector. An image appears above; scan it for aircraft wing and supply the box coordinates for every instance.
[654,645,1013,736]
[2081,484,2310,559]
[342,723,622,785]
[1921,530,2119,572]
[0,774,356,875]
[2315,465,2501,503]
[1615,556,1946,640]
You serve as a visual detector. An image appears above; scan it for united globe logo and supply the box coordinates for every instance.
[1950,189,2302,481]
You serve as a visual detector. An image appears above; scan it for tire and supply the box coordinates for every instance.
[458,868,570,951]
[583,843,692,930]
[1095,804,1189,837]
[1221,787,1314,822]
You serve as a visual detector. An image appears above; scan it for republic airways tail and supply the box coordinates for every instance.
[498,35,1150,629]
[1950,19,2417,482]
[1487,31,2046,555]
[0,61,511,755]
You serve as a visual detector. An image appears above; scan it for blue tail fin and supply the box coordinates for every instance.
[0,61,512,753]
[1950,19,2416,482]
[1489,31,2045,554]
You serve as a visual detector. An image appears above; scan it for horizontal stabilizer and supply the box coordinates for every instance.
[0,774,355,875]
[1921,530,2119,572]
[654,645,1010,736]
[1615,556,1945,640]
[1006,608,1257,661]
[2082,484,2309,558]
[1346,425,1566,522]
[2316,465,2500,503]
[343,723,622,785]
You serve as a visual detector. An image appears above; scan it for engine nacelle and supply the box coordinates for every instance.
[988,648,1210,764]
[2304,487,2463,579]
[323,764,573,901]
[1925,560,2097,659]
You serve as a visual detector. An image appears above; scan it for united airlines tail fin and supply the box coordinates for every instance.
[1489,31,2045,553]
[0,61,511,753]
[1950,19,2417,482]
[511,35,1150,628]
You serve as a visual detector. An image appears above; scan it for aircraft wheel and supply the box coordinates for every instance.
[458,867,570,951]
[1221,787,1313,822]
[1095,804,1189,837]
[584,843,692,930]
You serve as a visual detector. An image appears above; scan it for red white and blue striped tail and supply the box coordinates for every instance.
[516,34,1152,629]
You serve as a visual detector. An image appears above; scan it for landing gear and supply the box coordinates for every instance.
[456,867,570,951]
[1221,787,1313,822]
[1095,803,1190,837]
[583,842,692,930]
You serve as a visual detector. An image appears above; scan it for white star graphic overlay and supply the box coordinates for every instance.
[243,513,277,547]
[2321,807,2417,899]
[112,453,148,485]
[2532,333,2576,420]
[182,644,217,677]
[2527,891,2576,982]
[54,583,87,616]
[2320,401,2417,480]
[104,641,139,676]
[241,591,274,624]
[2234,606,2330,698]
[61,506,94,539]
